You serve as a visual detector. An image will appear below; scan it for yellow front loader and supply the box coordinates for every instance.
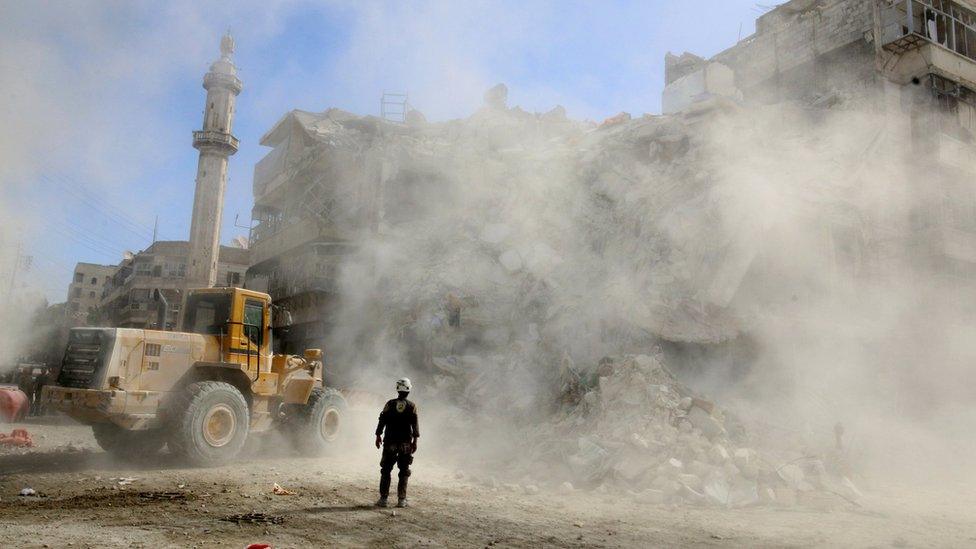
[43,287,346,466]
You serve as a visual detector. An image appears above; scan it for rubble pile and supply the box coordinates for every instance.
[515,353,861,507]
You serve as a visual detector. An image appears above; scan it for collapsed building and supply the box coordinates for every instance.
[247,0,976,397]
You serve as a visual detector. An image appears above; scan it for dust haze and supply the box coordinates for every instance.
[322,81,976,494]
[3,1,976,546]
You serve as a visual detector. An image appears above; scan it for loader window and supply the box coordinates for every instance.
[243,299,263,347]
[181,293,232,335]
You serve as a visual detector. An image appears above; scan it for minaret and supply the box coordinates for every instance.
[186,32,242,289]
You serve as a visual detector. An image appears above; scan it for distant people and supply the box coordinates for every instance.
[17,368,34,405]
[374,378,420,508]
[32,368,50,416]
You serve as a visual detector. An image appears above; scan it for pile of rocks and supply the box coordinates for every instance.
[525,353,860,507]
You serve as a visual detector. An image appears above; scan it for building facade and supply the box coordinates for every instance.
[99,241,248,329]
[245,109,374,355]
[664,0,976,294]
[65,262,116,325]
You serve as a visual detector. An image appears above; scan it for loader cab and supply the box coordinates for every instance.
[180,288,272,367]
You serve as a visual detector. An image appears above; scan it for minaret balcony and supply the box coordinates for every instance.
[203,71,243,94]
[193,130,240,154]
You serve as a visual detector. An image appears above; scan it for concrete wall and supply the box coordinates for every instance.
[662,62,741,114]
[712,0,877,102]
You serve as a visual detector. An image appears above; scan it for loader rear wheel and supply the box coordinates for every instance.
[91,423,165,460]
[167,381,249,467]
[292,387,347,456]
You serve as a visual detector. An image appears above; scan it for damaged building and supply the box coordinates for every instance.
[665,0,976,289]
[246,0,976,392]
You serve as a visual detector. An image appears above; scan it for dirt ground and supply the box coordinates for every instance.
[1,418,974,549]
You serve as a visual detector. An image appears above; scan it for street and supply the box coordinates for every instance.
[1,419,973,548]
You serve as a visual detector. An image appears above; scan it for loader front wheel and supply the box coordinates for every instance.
[91,423,165,461]
[167,381,249,467]
[292,387,347,456]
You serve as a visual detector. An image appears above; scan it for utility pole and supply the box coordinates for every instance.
[5,240,22,309]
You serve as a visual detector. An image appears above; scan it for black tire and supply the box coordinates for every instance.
[91,423,165,460]
[292,387,347,456]
[166,381,249,467]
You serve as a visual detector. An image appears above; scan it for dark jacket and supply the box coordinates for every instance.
[375,397,419,444]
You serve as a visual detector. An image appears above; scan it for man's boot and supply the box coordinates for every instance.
[377,470,392,507]
[396,474,409,507]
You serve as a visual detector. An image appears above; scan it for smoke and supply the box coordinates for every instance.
[320,80,976,487]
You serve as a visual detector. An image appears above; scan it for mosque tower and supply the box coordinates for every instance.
[186,32,242,289]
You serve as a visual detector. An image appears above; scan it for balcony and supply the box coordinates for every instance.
[193,130,239,154]
[203,71,242,94]
[881,1,976,65]
[253,145,324,204]
[269,274,334,301]
[249,216,346,266]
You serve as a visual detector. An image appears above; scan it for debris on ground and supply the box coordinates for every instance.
[507,353,860,508]
[19,487,37,496]
[221,513,285,525]
[0,428,34,447]
[138,492,189,502]
[271,483,296,496]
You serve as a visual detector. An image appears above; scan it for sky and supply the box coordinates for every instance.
[0,0,769,303]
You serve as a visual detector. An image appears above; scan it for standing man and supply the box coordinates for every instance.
[375,377,419,508]
[17,367,34,413]
[31,367,49,416]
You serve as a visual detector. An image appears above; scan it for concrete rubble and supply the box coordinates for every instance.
[506,353,862,508]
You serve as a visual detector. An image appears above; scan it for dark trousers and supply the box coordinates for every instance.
[379,442,414,499]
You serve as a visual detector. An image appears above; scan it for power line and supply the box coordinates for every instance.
[49,173,158,238]
[52,216,140,255]
[29,251,76,274]
[42,175,162,242]
[48,220,125,256]
[45,224,124,261]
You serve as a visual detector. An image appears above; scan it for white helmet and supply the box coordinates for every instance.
[395,377,412,392]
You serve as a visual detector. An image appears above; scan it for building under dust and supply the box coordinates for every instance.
[244,0,976,394]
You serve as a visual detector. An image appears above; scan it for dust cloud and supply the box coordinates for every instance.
[322,82,976,497]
